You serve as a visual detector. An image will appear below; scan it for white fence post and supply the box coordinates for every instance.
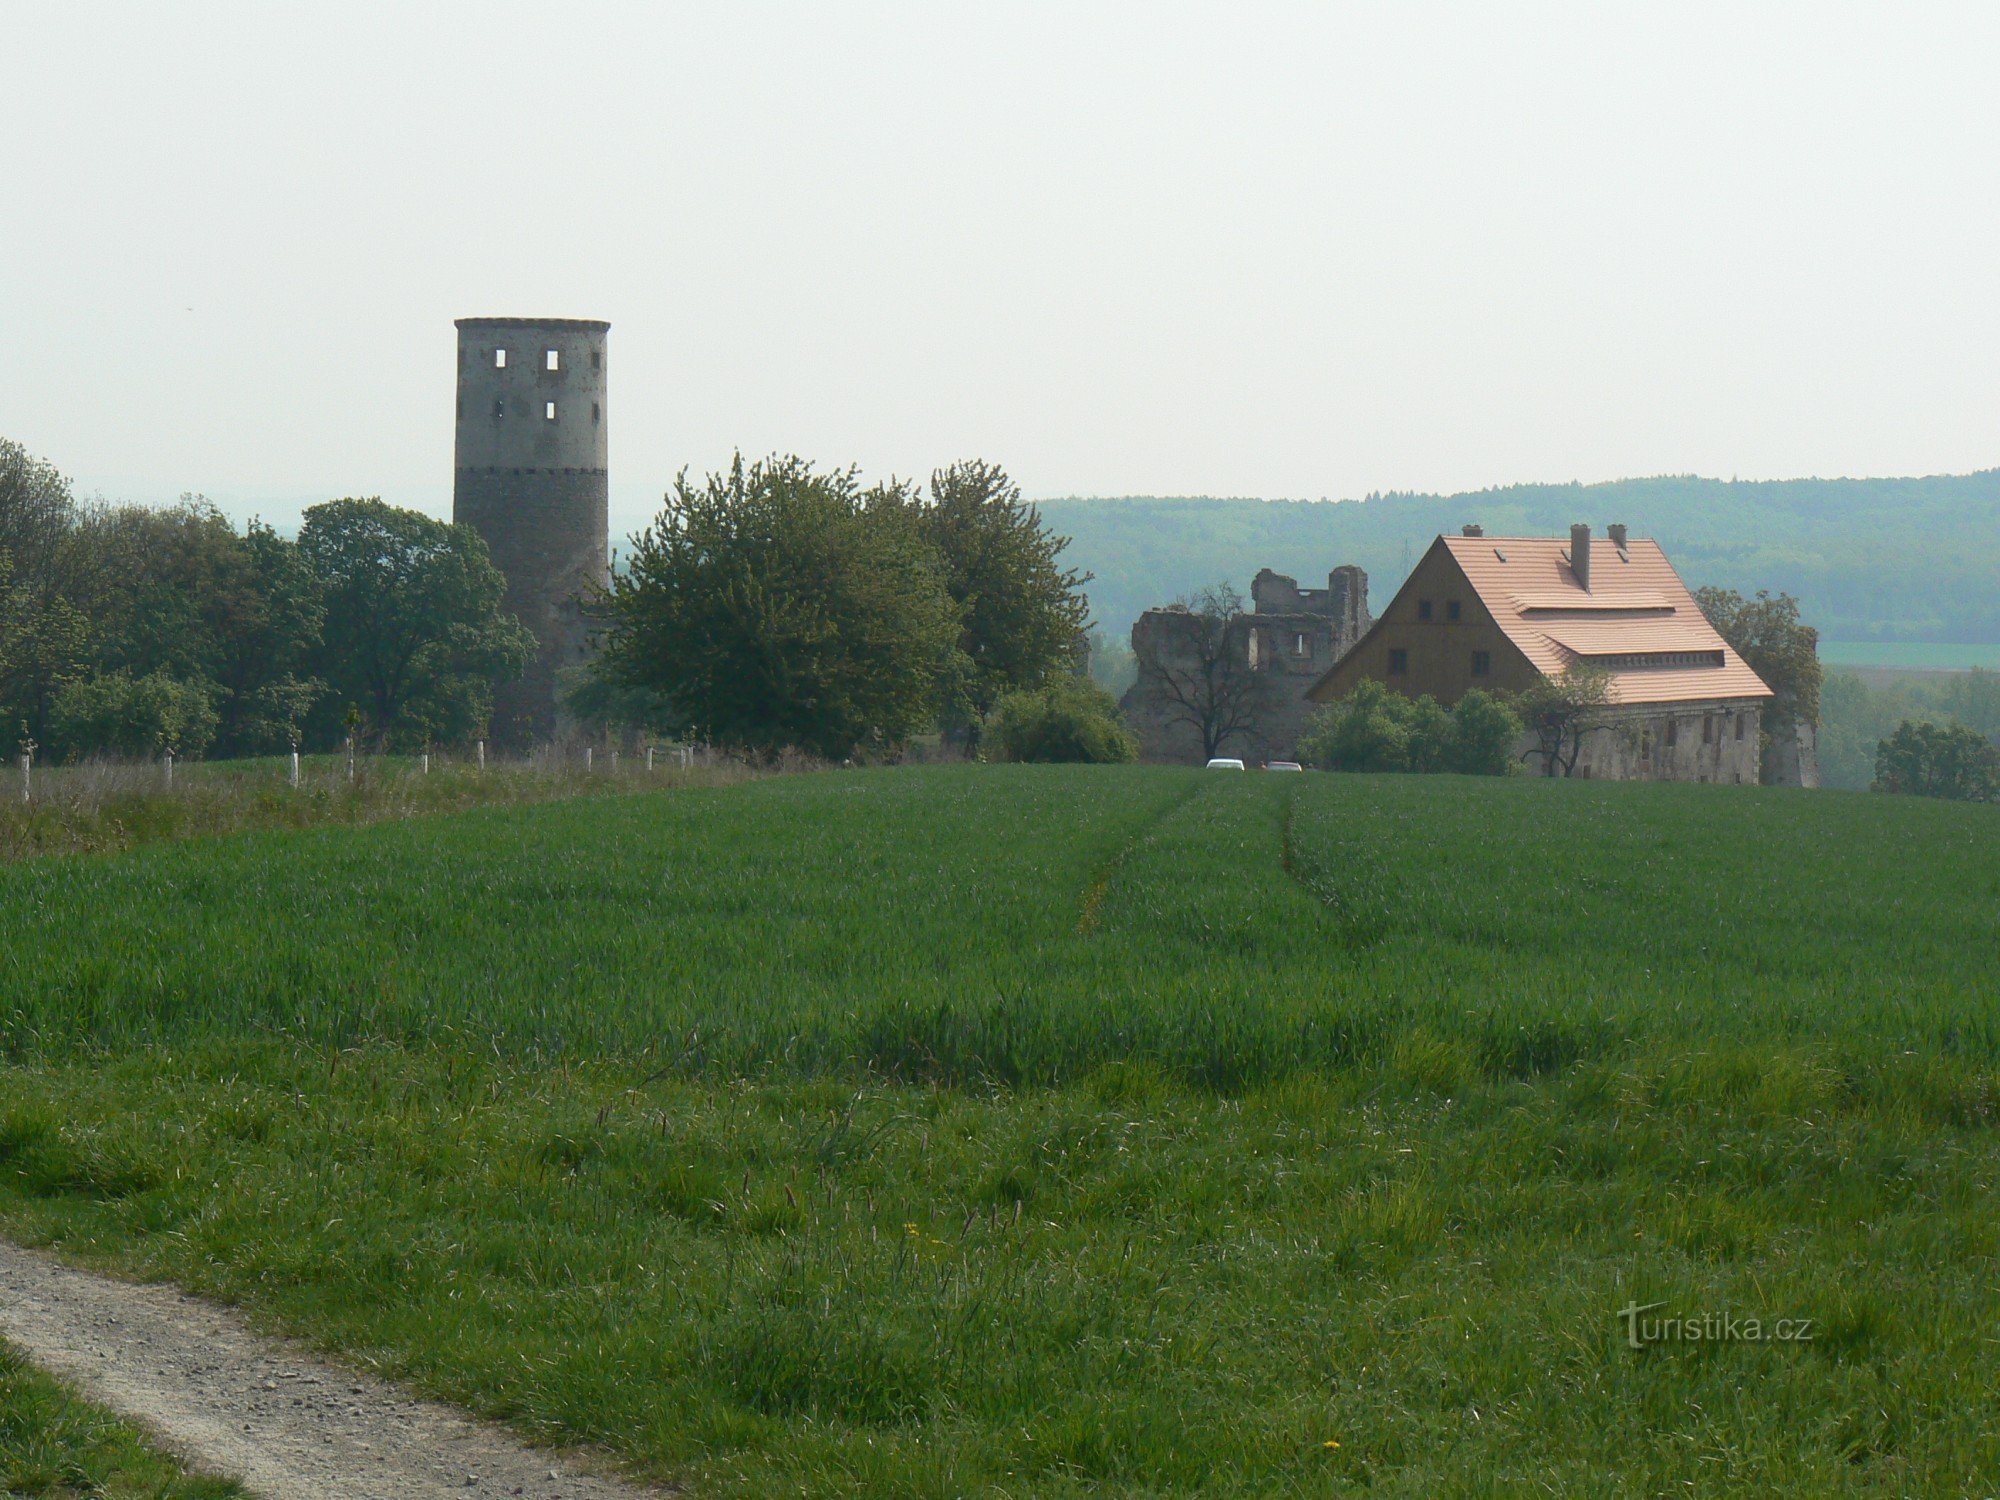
[18,752,28,805]
[163,750,174,788]
[421,752,430,775]
[584,746,593,772]
[610,749,619,774]
[646,745,655,773]
[289,749,300,788]
[476,739,486,771]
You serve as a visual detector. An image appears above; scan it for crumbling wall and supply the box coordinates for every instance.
[1122,566,1371,763]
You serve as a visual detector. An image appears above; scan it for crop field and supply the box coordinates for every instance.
[3,766,1999,1494]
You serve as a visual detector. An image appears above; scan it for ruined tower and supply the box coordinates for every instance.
[452,317,609,745]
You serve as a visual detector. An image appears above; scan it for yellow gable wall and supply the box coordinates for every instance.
[1308,540,1537,705]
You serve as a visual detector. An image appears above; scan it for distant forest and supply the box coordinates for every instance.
[1039,471,2000,645]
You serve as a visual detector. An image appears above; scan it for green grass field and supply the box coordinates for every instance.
[4,767,1998,1494]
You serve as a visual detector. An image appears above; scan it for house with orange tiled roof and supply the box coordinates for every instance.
[1305,524,1774,782]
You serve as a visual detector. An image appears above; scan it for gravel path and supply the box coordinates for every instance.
[0,1238,672,1499]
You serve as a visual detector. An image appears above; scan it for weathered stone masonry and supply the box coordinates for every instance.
[452,317,610,746]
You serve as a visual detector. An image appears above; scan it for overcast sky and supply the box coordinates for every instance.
[5,2,1997,537]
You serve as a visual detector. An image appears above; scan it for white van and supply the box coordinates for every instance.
[1204,758,1246,770]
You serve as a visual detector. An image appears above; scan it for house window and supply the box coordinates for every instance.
[1735,714,1746,741]
[545,401,557,420]
[1703,715,1714,744]
[1471,650,1490,676]
[493,348,507,368]
[546,349,560,371]
[592,402,601,424]
[1640,730,1652,758]
[1447,600,1462,621]
[591,350,601,370]
[1666,719,1678,747]
[1417,600,1433,621]
[1388,648,1409,675]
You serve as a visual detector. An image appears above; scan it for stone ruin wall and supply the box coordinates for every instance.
[1120,566,1371,764]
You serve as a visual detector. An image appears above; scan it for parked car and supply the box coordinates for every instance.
[1265,761,1304,771]
[1204,757,1246,770]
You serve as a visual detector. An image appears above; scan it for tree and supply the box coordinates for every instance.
[0,548,91,747]
[1941,668,2000,741]
[1515,664,1614,777]
[1299,681,1521,775]
[1128,584,1274,761]
[49,670,218,761]
[919,461,1091,744]
[1873,720,1999,801]
[983,677,1137,764]
[593,455,960,759]
[0,439,78,585]
[298,498,532,748]
[1693,586,1823,781]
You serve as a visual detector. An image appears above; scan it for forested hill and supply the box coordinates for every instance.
[1038,470,2000,645]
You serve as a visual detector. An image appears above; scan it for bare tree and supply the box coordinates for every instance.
[1131,583,1273,760]
[1516,663,1615,776]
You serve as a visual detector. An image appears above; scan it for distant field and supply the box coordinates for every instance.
[1819,641,2000,670]
[4,768,1999,1495]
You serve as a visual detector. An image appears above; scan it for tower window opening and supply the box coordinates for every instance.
[493,399,504,418]
[591,350,601,370]
[545,401,557,421]
[592,402,601,424]
[493,348,507,368]
[546,349,560,371]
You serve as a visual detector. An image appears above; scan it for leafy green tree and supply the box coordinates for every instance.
[298,498,532,749]
[0,549,91,745]
[1515,664,1614,777]
[984,677,1137,764]
[49,670,218,760]
[1695,587,1823,782]
[920,461,1091,743]
[1445,689,1525,775]
[1941,668,2000,740]
[0,438,78,585]
[593,455,960,759]
[1873,720,1999,801]
[1299,682,1521,775]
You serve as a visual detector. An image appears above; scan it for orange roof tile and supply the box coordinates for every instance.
[1441,534,1772,705]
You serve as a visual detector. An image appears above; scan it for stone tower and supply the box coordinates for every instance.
[452,316,609,745]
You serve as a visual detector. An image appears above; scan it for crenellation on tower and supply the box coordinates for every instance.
[452,316,610,746]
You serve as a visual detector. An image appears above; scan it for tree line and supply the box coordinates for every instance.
[2,439,1102,766]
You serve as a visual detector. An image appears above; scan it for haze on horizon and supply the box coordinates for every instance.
[4,2,1997,541]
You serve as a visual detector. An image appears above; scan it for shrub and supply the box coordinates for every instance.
[49,670,218,760]
[984,678,1137,764]
[1299,681,1521,775]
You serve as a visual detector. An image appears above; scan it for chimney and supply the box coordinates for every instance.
[1570,523,1592,591]
[1607,522,1628,551]
[1462,523,1484,537]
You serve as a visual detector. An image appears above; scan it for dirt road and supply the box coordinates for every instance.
[0,1238,671,1499]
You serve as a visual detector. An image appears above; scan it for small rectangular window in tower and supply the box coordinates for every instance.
[1417,599,1433,621]
[1735,714,1746,741]
[494,348,507,368]
[1446,599,1462,621]
[591,350,601,370]
[1666,719,1678,747]
[493,399,504,418]
[546,349,560,371]
[1388,647,1409,675]
[1471,650,1490,676]
[592,402,601,424]
[544,402,557,421]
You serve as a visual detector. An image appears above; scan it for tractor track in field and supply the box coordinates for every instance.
[0,1237,673,1500]
[1075,776,1213,935]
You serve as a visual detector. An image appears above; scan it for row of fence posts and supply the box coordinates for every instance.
[15,737,702,804]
